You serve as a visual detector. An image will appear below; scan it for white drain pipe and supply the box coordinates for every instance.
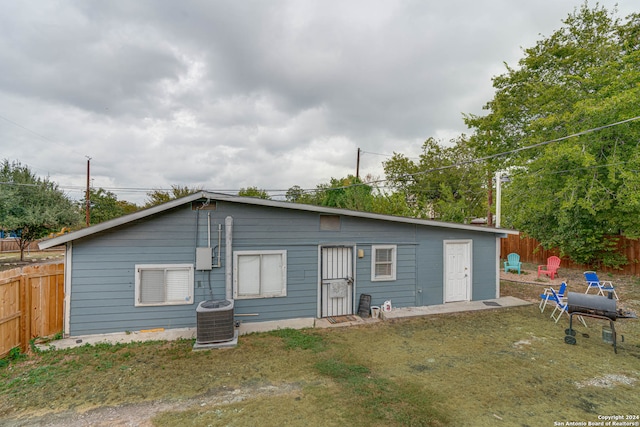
[225,216,233,300]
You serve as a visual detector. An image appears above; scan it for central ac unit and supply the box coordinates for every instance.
[196,299,235,344]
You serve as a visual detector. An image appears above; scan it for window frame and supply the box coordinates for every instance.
[233,250,287,299]
[134,264,194,307]
[371,245,397,282]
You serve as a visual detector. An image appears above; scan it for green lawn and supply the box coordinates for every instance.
[2,278,639,426]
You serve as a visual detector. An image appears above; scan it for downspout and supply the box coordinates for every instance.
[225,216,233,300]
[217,224,222,268]
[194,208,200,248]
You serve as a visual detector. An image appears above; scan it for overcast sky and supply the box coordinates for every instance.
[0,1,635,204]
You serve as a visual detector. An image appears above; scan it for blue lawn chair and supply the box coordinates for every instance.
[584,271,618,299]
[504,253,522,274]
[550,288,587,327]
[539,282,566,313]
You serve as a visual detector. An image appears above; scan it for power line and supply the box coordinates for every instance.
[0,112,85,158]
[406,116,640,179]
[13,115,639,200]
[519,161,635,177]
[0,112,90,180]
[333,115,640,192]
[360,150,422,160]
[3,114,638,201]
[0,113,57,144]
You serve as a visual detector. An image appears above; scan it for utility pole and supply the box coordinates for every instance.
[356,148,361,179]
[85,156,91,227]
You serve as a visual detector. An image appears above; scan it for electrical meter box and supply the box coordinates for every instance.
[196,247,213,270]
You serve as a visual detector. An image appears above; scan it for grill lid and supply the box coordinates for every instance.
[567,292,617,320]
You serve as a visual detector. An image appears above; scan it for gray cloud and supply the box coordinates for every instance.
[0,0,633,204]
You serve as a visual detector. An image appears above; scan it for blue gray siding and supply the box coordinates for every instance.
[68,200,500,335]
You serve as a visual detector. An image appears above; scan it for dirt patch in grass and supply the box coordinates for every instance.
[1,266,639,426]
[3,383,304,427]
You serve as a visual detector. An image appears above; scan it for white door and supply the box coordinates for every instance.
[444,241,471,302]
[320,246,354,317]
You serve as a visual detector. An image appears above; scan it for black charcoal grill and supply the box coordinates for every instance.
[564,292,636,353]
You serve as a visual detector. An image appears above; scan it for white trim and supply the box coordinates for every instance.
[63,242,72,337]
[443,240,473,303]
[496,237,501,298]
[371,245,397,281]
[317,246,322,318]
[233,250,287,299]
[134,264,194,307]
[351,245,357,314]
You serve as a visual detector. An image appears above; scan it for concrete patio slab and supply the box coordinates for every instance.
[380,296,531,320]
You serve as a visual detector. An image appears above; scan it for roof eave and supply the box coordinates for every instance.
[38,190,518,249]
[38,191,208,249]
[211,193,519,235]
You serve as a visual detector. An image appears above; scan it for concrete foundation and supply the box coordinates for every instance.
[38,297,530,351]
[192,330,239,350]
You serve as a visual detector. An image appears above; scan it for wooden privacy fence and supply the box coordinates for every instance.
[0,239,41,253]
[0,263,64,358]
[500,234,640,276]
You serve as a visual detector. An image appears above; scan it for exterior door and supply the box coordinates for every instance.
[320,246,354,317]
[444,240,472,302]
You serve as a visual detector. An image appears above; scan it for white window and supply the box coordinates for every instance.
[234,250,287,299]
[135,264,194,306]
[371,245,397,281]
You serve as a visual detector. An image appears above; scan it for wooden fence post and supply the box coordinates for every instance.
[19,270,29,354]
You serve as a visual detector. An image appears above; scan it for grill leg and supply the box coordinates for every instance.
[610,320,617,354]
[564,314,577,345]
[568,314,574,333]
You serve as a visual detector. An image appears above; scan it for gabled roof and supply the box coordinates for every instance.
[39,191,518,249]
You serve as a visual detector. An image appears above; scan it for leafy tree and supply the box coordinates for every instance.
[383,137,486,222]
[286,175,412,217]
[285,185,315,204]
[145,185,202,208]
[314,176,374,211]
[369,189,413,217]
[0,160,82,260]
[84,188,139,225]
[238,187,271,199]
[465,5,640,267]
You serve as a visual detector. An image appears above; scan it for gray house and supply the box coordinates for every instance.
[39,192,518,337]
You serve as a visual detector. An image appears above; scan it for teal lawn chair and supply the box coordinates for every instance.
[504,253,522,274]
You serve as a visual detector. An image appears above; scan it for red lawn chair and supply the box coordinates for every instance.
[538,256,561,279]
